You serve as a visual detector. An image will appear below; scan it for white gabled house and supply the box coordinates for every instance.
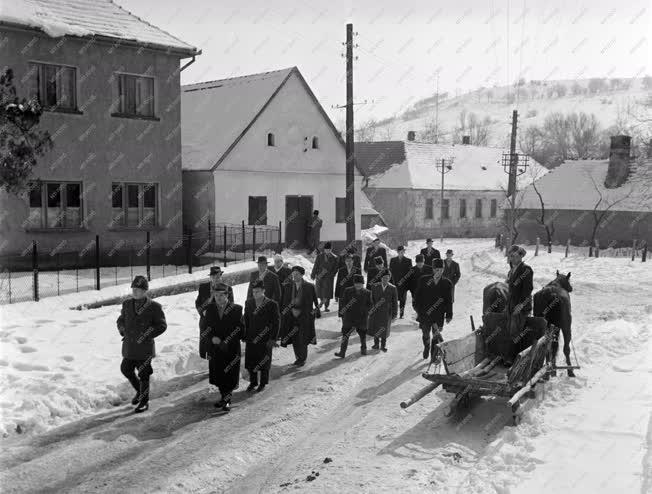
[181,66,363,251]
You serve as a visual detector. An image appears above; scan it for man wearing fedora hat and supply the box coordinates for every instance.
[389,245,412,318]
[311,242,339,312]
[442,249,461,303]
[420,238,441,267]
[366,255,386,290]
[335,253,361,303]
[363,238,387,275]
[307,210,323,255]
[196,266,234,359]
[247,256,282,305]
[335,273,372,358]
[117,276,167,413]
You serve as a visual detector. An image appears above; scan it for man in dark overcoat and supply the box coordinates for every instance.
[409,254,433,310]
[307,210,323,255]
[117,276,167,413]
[196,266,234,359]
[389,245,413,318]
[335,274,373,358]
[366,256,385,290]
[247,256,282,305]
[363,238,387,274]
[243,280,280,392]
[271,254,292,288]
[203,283,243,412]
[311,242,339,311]
[335,254,361,302]
[368,270,398,352]
[338,246,362,270]
[442,249,461,303]
[280,266,320,366]
[506,245,534,336]
[414,259,453,360]
[420,238,441,267]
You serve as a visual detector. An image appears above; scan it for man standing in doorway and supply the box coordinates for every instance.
[307,210,323,255]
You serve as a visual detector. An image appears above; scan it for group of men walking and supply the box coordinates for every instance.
[116,238,462,414]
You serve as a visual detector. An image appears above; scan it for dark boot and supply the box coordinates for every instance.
[247,371,258,391]
[422,344,429,360]
[131,392,140,405]
[334,338,348,358]
[134,381,149,413]
[381,338,387,352]
[371,337,380,350]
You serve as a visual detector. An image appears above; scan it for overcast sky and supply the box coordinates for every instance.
[119,0,652,123]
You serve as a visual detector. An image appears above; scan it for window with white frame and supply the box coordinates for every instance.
[29,62,77,111]
[111,183,157,228]
[27,181,82,228]
[116,74,155,117]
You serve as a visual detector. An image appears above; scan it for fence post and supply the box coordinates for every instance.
[642,241,648,263]
[534,237,539,256]
[186,227,193,274]
[565,238,570,258]
[32,240,39,301]
[95,235,100,290]
[252,224,257,261]
[146,231,151,281]
[278,220,282,253]
[241,220,245,262]
[631,239,637,261]
[223,225,228,267]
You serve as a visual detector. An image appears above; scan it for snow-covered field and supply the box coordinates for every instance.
[0,238,650,493]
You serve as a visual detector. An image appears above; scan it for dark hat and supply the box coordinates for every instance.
[251,279,265,290]
[346,246,357,253]
[446,249,454,255]
[209,266,222,275]
[426,238,433,243]
[324,241,332,249]
[353,274,365,284]
[313,210,319,215]
[130,275,148,290]
[372,237,380,242]
[343,253,353,260]
[291,265,306,275]
[433,259,444,269]
[415,254,425,262]
[257,255,268,264]
[213,282,229,293]
[397,245,405,251]
[374,256,384,265]
[380,269,391,278]
[508,245,527,256]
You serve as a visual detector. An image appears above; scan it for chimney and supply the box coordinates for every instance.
[462,135,471,145]
[407,130,416,141]
[604,135,631,188]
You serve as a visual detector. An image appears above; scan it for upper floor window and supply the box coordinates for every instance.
[267,133,275,146]
[111,182,157,228]
[312,136,319,149]
[116,74,155,118]
[335,197,346,223]
[27,181,82,229]
[29,62,77,111]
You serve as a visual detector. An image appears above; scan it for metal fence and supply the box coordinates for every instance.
[0,221,282,304]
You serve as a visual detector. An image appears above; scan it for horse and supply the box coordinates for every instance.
[482,281,508,315]
[533,271,574,377]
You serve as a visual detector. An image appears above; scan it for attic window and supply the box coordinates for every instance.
[312,136,319,149]
[267,133,275,146]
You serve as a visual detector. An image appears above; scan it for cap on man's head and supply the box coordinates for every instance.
[213,282,229,293]
[324,241,332,249]
[397,245,405,251]
[374,256,384,265]
[291,265,306,275]
[313,210,319,215]
[446,249,454,255]
[353,274,365,284]
[415,254,424,262]
[380,269,391,278]
[251,279,265,290]
[257,255,268,264]
[210,266,222,275]
[426,238,433,243]
[131,275,149,290]
[508,245,527,256]
[433,259,444,269]
[346,246,357,253]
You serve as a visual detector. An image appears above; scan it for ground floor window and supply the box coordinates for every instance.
[248,196,267,225]
[475,198,483,218]
[335,197,346,223]
[442,198,450,219]
[27,181,82,228]
[490,199,497,217]
[111,183,157,228]
[459,198,467,218]
[425,198,434,219]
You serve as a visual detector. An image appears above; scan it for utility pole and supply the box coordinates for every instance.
[436,157,454,243]
[434,73,440,143]
[508,110,518,251]
[345,23,356,246]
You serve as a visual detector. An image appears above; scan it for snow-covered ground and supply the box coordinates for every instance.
[0,239,650,493]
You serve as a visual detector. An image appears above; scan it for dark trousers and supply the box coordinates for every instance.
[397,288,408,311]
[419,321,444,350]
[338,327,366,356]
[248,368,270,386]
[121,357,153,403]
[293,341,308,363]
[373,336,387,348]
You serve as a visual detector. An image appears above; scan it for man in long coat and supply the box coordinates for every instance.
[243,280,280,392]
[307,210,323,255]
[338,245,362,270]
[414,259,453,360]
[366,256,385,290]
[335,274,373,358]
[368,270,398,352]
[506,245,534,336]
[196,266,234,359]
[203,283,243,412]
[442,249,461,303]
[117,275,167,413]
[280,266,320,366]
[335,254,361,301]
[420,238,441,267]
[363,238,387,274]
[247,256,282,305]
[311,241,339,311]
[409,254,433,310]
[389,245,412,318]
[270,254,292,288]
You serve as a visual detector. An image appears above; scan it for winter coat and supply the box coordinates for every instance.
[365,265,385,290]
[196,281,234,359]
[420,247,441,266]
[389,256,413,292]
[442,260,461,285]
[414,275,453,327]
[335,265,361,299]
[338,253,362,270]
[311,251,339,299]
[308,217,323,245]
[247,269,282,305]
[507,261,534,315]
[117,297,167,360]
[279,279,319,347]
[367,282,398,339]
[339,286,373,332]
[243,297,280,371]
[408,264,434,294]
[203,302,243,390]
[363,246,387,272]
[270,264,292,286]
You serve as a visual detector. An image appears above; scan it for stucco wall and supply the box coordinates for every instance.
[182,170,215,232]
[0,26,186,257]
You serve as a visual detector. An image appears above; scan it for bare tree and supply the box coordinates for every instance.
[355,119,378,142]
[529,167,556,251]
[420,117,445,143]
[568,112,601,159]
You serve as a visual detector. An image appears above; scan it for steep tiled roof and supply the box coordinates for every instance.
[359,141,545,191]
[0,0,198,55]
[517,159,652,212]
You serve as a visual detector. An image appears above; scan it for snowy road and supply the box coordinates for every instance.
[1,240,650,493]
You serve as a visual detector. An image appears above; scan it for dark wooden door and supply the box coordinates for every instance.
[285,195,313,248]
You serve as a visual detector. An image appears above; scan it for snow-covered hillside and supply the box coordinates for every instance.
[0,239,650,493]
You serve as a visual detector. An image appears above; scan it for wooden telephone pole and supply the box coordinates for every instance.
[507,109,518,250]
[345,23,356,245]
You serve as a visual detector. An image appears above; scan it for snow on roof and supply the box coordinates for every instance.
[0,0,198,54]
[362,141,546,191]
[181,68,295,171]
[517,159,652,212]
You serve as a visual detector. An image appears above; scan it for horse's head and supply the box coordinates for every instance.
[554,270,573,292]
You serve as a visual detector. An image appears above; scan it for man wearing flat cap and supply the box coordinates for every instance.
[363,238,387,275]
[442,249,461,303]
[389,245,413,318]
[247,256,282,305]
[506,245,533,337]
[414,258,453,360]
[311,241,339,312]
[203,282,243,411]
[420,238,441,267]
[117,276,167,413]
[280,265,320,366]
[196,266,234,359]
[335,273,372,358]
